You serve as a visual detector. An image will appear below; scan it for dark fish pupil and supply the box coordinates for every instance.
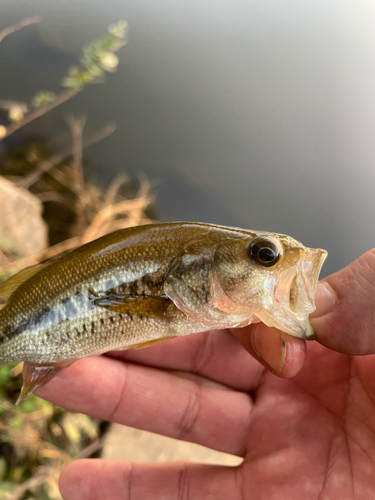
[258,247,275,262]
[248,238,281,268]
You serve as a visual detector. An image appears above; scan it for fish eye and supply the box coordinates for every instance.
[248,238,281,268]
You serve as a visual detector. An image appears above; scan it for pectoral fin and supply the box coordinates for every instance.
[164,254,253,328]
[164,254,213,321]
[94,294,172,319]
[16,360,73,405]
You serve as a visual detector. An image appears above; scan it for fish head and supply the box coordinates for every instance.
[213,231,327,339]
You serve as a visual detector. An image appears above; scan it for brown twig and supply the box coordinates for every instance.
[2,90,77,141]
[2,187,153,275]
[1,237,78,275]
[1,25,126,142]
[18,122,116,189]
[81,191,153,243]
[0,16,40,43]
[35,191,70,204]
[67,116,88,238]
[86,217,154,241]
[103,174,129,207]
[0,247,12,268]
[67,116,86,190]
[6,438,104,500]
[5,467,55,500]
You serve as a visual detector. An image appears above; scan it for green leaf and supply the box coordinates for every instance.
[61,20,127,91]
[0,482,16,499]
[0,457,7,481]
[0,364,13,385]
[10,465,25,483]
[18,394,40,413]
[31,91,57,108]
[9,416,23,430]
[108,20,128,39]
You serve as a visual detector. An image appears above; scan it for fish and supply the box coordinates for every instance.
[0,222,327,404]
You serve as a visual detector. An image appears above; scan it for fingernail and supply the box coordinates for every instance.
[310,281,338,318]
[251,325,286,373]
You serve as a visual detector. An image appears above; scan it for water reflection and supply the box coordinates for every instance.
[1,0,375,277]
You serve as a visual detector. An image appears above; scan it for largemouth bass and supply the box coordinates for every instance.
[0,222,327,403]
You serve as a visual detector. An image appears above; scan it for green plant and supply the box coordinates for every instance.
[0,20,127,141]
[62,20,127,91]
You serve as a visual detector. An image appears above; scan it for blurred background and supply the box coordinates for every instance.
[1,0,374,276]
[1,1,375,498]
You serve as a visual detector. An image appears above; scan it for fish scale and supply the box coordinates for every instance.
[0,222,327,403]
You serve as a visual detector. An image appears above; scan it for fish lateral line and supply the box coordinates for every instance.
[0,222,328,404]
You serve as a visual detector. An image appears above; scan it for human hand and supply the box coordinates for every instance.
[36,250,375,500]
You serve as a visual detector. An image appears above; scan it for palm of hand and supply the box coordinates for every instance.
[240,344,375,500]
[37,330,375,500]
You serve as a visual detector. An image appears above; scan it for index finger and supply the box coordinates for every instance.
[311,249,375,355]
[36,354,253,457]
[107,329,266,393]
[230,323,306,378]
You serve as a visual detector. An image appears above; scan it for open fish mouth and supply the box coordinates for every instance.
[289,248,328,315]
[255,247,328,339]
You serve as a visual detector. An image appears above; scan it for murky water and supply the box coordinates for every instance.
[1,0,375,276]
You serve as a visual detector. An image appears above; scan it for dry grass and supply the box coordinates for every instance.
[0,119,154,500]
[0,117,154,279]
[0,130,154,498]
[0,17,40,44]
[0,17,154,499]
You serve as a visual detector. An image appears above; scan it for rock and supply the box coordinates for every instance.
[0,176,48,257]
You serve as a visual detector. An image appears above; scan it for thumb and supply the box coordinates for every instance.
[311,249,375,355]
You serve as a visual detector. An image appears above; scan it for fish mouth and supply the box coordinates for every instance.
[255,247,327,339]
[289,248,328,315]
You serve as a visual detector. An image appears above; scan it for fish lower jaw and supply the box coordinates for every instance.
[254,309,315,340]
